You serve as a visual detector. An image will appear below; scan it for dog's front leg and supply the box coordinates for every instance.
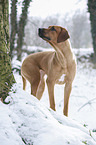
[46,78,56,111]
[63,83,72,116]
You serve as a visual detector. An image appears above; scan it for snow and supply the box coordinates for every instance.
[0,47,96,145]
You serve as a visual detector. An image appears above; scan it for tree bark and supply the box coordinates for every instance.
[88,0,96,61]
[16,0,32,61]
[0,0,15,102]
[10,0,18,59]
[10,0,32,61]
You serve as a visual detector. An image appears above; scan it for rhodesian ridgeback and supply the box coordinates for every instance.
[21,26,76,116]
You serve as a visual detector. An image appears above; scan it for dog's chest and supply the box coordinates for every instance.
[56,73,66,84]
[59,74,66,82]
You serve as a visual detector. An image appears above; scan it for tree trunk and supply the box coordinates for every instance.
[10,0,18,59]
[0,0,15,103]
[16,0,32,61]
[88,0,96,61]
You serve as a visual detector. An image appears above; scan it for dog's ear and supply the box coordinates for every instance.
[57,28,70,43]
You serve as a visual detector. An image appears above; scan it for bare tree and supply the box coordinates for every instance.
[10,0,18,59]
[70,10,92,48]
[88,0,96,61]
[10,0,32,61]
[0,0,15,103]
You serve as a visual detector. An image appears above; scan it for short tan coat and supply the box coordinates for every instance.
[21,26,76,116]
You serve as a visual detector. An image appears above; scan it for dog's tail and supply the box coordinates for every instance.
[22,76,26,90]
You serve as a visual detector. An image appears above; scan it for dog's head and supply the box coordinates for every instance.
[38,26,70,43]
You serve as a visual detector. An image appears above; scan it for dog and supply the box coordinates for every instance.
[21,26,76,116]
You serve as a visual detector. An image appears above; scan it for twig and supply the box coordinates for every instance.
[78,97,96,112]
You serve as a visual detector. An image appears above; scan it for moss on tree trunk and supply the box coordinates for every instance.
[0,0,15,102]
[88,0,96,61]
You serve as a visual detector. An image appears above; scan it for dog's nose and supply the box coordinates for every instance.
[38,28,41,32]
[38,28,43,33]
[38,28,43,37]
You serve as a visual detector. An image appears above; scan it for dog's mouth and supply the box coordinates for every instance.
[38,28,51,41]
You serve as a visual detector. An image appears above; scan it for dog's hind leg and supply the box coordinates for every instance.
[22,63,41,97]
[30,71,40,97]
[22,76,26,90]
[36,70,45,100]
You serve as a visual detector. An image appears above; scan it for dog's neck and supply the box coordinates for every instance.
[49,41,67,68]
[57,40,73,57]
[50,40,75,68]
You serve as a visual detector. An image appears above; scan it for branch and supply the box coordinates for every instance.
[78,97,96,112]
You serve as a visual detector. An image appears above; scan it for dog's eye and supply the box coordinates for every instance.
[50,26,56,31]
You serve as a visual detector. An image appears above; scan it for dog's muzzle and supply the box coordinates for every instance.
[38,28,51,41]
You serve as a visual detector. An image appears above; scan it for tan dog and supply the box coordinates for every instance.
[21,26,76,116]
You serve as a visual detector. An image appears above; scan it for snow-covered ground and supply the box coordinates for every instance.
[0,47,96,145]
